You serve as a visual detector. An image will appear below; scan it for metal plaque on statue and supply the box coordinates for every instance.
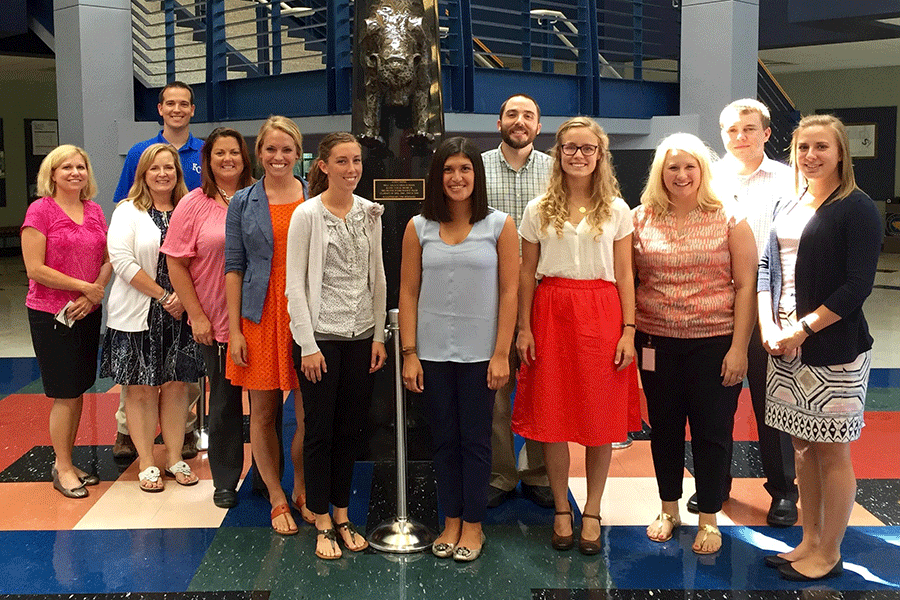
[373,179,425,201]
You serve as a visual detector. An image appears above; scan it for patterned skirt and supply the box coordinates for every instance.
[765,350,870,443]
[99,300,204,387]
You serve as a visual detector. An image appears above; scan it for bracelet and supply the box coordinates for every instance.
[623,323,636,329]
[401,346,417,356]
[800,320,815,336]
[157,291,170,305]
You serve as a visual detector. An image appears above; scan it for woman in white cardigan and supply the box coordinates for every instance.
[100,144,204,492]
[285,133,386,560]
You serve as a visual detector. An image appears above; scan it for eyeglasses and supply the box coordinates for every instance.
[560,143,599,156]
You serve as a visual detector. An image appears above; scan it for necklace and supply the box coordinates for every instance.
[578,206,587,214]
[218,188,233,205]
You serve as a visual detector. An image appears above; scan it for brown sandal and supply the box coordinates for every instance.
[551,511,575,551]
[579,514,602,555]
[270,503,298,536]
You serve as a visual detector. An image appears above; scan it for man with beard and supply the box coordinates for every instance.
[482,94,554,508]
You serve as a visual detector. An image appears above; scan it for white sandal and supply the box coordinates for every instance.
[165,461,198,486]
[138,466,164,493]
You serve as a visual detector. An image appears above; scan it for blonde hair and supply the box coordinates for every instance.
[125,143,188,211]
[719,98,771,129]
[36,145,98,201]
[255,115,303,169]
[640,133,721,214]
[538,116,621,237]
[790,114,857,202]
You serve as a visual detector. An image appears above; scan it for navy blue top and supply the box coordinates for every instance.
[113,131,204,202]
[758,187,882,366]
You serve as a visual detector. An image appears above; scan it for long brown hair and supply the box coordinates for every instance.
[200,128,254,199]
[307,132,360,198]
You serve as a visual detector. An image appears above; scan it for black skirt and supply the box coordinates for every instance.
[28,306,101,399]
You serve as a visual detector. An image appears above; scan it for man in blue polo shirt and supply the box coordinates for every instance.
[113,81,203,201]
[112,81,203,461]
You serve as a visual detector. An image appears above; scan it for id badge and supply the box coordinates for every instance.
[641,346,656,372]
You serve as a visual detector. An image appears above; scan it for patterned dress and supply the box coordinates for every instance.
[100,208,204,386]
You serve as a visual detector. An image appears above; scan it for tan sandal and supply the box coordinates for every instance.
[693,524,722,555]
[647,512,680,542]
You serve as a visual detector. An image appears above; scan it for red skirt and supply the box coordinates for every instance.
[512,277,640,446]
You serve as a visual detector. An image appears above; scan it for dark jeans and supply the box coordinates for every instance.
[421,360,494,523]
[200,342,244,491]
[637,332,741,514]
[294,338,374,515]
[734,323,798,502]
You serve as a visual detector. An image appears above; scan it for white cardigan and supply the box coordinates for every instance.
[285,194,387,356]
[106,200,164,332]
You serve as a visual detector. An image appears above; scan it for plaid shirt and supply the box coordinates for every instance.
[482,145,553,227]
[713,154,794,261]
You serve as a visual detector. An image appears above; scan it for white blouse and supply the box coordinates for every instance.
[518,196,633,281]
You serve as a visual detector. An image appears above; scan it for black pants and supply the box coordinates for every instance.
[733,323,798,502]
[421,360,494,523]
[294,338,374,515]
[200,342,244,491]
[637,332,741,514]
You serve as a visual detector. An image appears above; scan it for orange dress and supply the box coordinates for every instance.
[226,199,302,391]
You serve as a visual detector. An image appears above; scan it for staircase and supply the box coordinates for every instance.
[758,58,801,162]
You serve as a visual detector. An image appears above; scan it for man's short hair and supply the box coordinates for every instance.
[158,81,194,105]
[719,98,770,129]
[499,93,541,121]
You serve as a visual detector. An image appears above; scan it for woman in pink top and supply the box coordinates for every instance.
[21,145,111,498]
[633,133,757,554]
[162,127,285,510]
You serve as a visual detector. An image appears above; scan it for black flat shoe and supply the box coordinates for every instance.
[521,483,555,509]
[486,485,513,508]
[52,467,88,499]
[764,555,791,568]
[778,559,843,581]
[213,488,237,508]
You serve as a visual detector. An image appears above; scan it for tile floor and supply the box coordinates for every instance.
[1,254,899,599]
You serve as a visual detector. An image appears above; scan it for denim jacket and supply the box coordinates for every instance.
[224,177,308,323]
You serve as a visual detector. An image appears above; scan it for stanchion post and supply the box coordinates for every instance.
[368,308,435,553]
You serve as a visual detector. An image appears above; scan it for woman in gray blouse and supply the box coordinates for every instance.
[285,132,387,560]
[399,137,519,562]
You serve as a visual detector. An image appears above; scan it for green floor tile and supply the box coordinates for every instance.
[188,526,612,600]
[866,387,900,411]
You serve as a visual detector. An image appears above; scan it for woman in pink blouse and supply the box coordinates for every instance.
[162,128,280,510]
[633,133,757,554]
[21,145,111,498]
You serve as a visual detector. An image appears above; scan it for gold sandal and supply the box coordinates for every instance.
[647,512,680,543]
[693,524,722,555]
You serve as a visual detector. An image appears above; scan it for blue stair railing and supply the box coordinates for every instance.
[131,0,680,122]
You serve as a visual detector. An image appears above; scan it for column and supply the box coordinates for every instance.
[680,0,759,149]
[54,0,133,215]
